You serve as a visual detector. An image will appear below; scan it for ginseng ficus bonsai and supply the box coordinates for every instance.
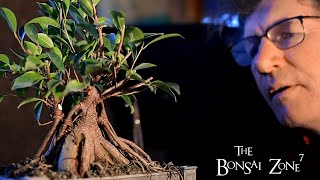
[0,0,182,178]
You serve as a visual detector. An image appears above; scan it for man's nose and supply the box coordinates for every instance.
[252,38,285,74]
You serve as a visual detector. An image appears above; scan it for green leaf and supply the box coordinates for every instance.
[152,80,178,102]
[116,33,121,44]
[0,54,10,65]
[124,26,144,45]
[47,51,65,73]
[47,79,62,91]
[17,97,46,109]
[76,39,88,46]
[77,22,98,39]
[48,25,60,36]
[74,50,87,65]
[77,7,87,19]
[9,63,22,74]
[144,33,164,39]
[69,4,85,23]
[0,95,4,103]
[37,22,48,32]
[80,58,104,75]
[145,33,184,49]
[165,82,180,95]
[97,17,107,25]
[63,0,71,15]
[103,33,116,51]
[47,79,64,100]
[45,91,51,101]
[92,0,101,6]
[109,10,125,31]
[94,83,103,92]
[124,42,137,60]
[0,7,17,32]
[49,0,59,10]
[105,51,115,58]
[64,19,73,32]
[86,41,98,58]
[83,75,91,85]
[38,33,54,48]
[130,71,143,82]
[68,19,76,37]
[63,80,86,96]
[37,2,58,19]
[0,63,9,73]
[11,71,45,90]
[134,63,156,70]
[37,53,48,60]
[25,55,43,71]
[0,71,5,77]
[51,47,63,60]
[53,85,64,100]
[122,64,129,71]
[121,94,135,114]
[24,41,41,55]
[50,35,70,49]
[147,84,155,93]
[50,72,59,79]
[34,101,43,124]
[79,0,93,17]
[24,24,38,43]
[77,41,91,51]
[70,94,83,107]
[27,17,60,28]
[16,87,29,96]
[121,94,131,107]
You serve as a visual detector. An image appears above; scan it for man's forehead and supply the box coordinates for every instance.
[243,2,271,37]
[243,0,317,37]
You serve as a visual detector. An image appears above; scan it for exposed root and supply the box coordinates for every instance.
[97,102,160,173]
[56,103,82,142]
[120,137,152,161]
[35,103,64,158]
[43,134,56,157]
[98,140,129,165]
[57,125,131,177]
[79,133,94,177]
[0,157,181,179]
[33,86,172,178]
[58,134,80,176]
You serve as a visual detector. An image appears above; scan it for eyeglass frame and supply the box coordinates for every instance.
[230,15,320,67]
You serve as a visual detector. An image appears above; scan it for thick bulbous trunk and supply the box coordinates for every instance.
[42,86,163,177]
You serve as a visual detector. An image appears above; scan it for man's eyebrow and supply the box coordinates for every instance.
[244,15,291,38]
[264,16,296,30]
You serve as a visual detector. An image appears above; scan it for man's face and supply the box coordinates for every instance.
[246,0,320,133]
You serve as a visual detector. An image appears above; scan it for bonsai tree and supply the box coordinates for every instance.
[0,0,182,178]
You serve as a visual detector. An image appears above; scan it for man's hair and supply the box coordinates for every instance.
[216,0,320,46]
[217,0,320,23]
[235,0,320,20]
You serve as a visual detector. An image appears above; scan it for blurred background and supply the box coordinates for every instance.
[0,0,313,179]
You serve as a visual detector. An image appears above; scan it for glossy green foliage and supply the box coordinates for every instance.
[0,0,182,123]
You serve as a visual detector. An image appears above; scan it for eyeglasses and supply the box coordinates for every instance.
[230,15,320,67]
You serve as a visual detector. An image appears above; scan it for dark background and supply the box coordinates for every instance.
[0,1,318,179]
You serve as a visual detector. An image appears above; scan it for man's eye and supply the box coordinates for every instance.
[278,32,295,40]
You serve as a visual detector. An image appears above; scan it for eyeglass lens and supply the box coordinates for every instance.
[231,17,304,67]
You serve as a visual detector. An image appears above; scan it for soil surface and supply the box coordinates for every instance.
[0,156,179,179]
